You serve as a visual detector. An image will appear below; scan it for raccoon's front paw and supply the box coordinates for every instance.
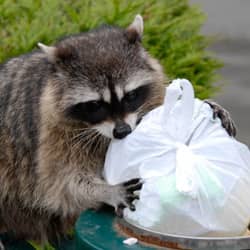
[109,178,143,217]
[205,100,237,137]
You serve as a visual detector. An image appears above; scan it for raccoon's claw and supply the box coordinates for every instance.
[116,204,126,217]
[205,100,237,137]
[113,178,143,217]
[123,178,143,192]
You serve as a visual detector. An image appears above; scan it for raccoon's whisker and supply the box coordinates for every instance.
[70,131,92,149]
[71,127,98,139]
[101,136,110,150]
[91,133,103,155]
[70,129,95,140]
[72,127,96,132]
[71,131,98,153]
[82,132,101,152]
[97,133,110,155]
[71,128,98,142]
[71,130,100,158]
[71,130,96,142]
[71,138,91,159]
[73,133,98,158]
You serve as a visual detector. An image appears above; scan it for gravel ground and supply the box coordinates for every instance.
[190,0,250,145]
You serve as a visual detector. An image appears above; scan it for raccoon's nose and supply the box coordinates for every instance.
[113,123,132,139]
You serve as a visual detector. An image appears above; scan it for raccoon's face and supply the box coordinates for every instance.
[39,15,165,139]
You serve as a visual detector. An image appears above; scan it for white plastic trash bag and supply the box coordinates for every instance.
[103,79,250,237]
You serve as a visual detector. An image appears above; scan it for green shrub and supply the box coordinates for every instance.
[0,0,221,99]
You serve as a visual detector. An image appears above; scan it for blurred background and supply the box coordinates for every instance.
[190,0,250,145]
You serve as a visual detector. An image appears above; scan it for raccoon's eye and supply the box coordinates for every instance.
[66,100,109,124]
[123,85,150,112]
[124,90,137,102]
[86,101,102,113]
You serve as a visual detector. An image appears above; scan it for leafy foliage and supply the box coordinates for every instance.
[0,0,221,99]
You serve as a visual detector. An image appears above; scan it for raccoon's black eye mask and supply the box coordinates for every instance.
[66,84,150,124]
[122,84,150,112]
[68,100,110,124]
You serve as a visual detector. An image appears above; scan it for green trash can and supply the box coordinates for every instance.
[75,209,154,250]
[75,209,250,250]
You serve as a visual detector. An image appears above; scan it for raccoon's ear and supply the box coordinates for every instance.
[38,42,75,64]
[38,42,57,62]
[126,14,143,43]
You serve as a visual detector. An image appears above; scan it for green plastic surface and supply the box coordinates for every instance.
[75,209,155,250]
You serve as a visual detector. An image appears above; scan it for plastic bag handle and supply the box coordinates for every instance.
[163,79,195,141]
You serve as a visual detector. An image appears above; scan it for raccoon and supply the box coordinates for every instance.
[0,15,235,246]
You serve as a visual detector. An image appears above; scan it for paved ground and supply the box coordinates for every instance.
[190,0,250,145]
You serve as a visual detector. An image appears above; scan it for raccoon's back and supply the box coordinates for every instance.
[0,52,50,189]
[0,53,49,150]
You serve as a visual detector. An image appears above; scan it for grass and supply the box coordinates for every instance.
[0,0,222,249]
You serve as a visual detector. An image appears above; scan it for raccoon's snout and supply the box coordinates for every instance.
[113,122,132,139]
